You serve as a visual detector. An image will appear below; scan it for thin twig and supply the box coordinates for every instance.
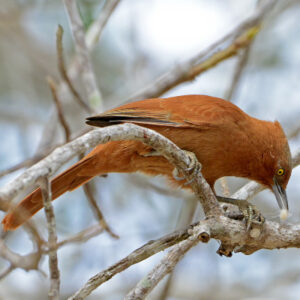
[56,0,119,111]
[127,0,276,101]
[0,127,91,180]
[0,154,45,179]
[225,46,252,101]
[24,220,45,250]
[48,76,71,142]
[56,225,104,249]
[63,0,103,111]
[224,0,260,101]
[287,124,300,139]
[39,176,60,300]
[0,238,41,271]
[125,223,210,300]
[0,265,13,280]
[68,223,196,300]
[42,225,104,253]
[158,198,198,300]
[56,25,92,113]
[82,179,119,239]
[85,0,121,50]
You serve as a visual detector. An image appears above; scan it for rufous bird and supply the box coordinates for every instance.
[2,95,292,231]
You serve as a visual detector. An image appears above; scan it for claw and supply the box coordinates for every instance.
[172,168,185,181]
[218,196,265,231]
[172,150,202,185]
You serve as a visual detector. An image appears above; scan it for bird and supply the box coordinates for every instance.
[2,95,292,231]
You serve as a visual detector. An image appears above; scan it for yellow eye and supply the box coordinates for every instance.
[277,168,285,176]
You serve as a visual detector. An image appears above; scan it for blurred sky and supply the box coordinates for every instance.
[1,0,300,299]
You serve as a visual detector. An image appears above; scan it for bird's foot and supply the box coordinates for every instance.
[217,196,265,231]
[172,150,201,185]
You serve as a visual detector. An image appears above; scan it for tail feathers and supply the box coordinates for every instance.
[2,156,94,231]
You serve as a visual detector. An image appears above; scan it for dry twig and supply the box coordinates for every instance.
[56,25,91,113]
[82,182,119,239]
[127,0,276,101]
[85,0,121,50]
[225,47,252,101]
[68,223,196,300]
[39,176,60,300]
[69,210,300,299]
[48,77,71,142]
[0,238,41,271]
[125,223,210,300]
[0,265,13,280]
[63,0,103,111]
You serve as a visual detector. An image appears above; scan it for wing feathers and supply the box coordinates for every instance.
[86,115,180,127]
[85,95,248,129]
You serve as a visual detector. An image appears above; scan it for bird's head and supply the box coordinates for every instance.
[253,121,292,218]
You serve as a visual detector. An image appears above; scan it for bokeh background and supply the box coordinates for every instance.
[1,0,300,299]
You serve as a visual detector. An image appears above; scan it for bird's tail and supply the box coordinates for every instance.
[2,139,164,231]
[2,152,96,231]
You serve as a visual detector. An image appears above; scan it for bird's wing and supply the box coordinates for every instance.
[86,95,247,128]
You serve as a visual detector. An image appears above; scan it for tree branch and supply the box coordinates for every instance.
[63,0,103,111]
[125,223,210,300]
[68,223,197,300]
[127,0,277,101]
[56,25,92,113]
[39,176,60,300]
[69,210,300,300]
[85,0,121,50]
[82,182,119,239]
[0,238,41,271]
[48,76,71,142]
[0,123,221,217]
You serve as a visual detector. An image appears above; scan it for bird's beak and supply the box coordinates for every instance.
[272,177,288,212]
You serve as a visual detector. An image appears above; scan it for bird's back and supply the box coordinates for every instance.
[87,95,250,129]
[87,95,257,186]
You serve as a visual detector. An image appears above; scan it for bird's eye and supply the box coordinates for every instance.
[277,168,285,176]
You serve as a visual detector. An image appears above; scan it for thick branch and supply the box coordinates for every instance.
[0,124,221,217]
[69,213,300,299]
[68,224,196,300]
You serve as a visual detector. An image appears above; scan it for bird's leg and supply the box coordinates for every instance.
[217,196,265,231]
[143,149,201,183]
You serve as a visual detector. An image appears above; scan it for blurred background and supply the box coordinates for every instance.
[1,0,300,299]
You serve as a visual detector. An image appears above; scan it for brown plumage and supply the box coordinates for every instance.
[2,95,292,230]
